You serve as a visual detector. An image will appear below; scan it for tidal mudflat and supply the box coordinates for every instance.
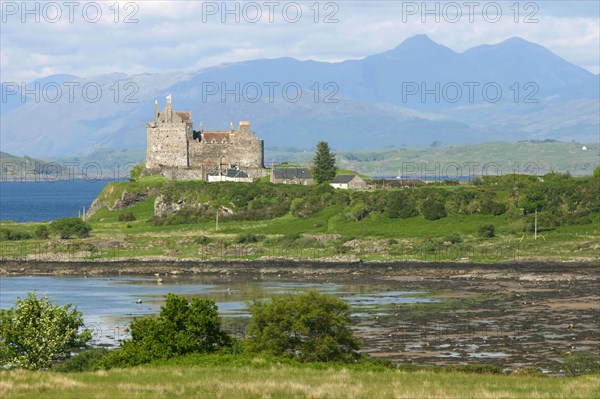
[1,260,597,373]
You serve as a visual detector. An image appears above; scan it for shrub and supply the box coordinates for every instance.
[0,228,32,241]
[0,292,91,370]
[33,225,49,239]
[109,294,232,367]
[477,224,495,238]
[278,233,301,245]
[235,233,261,244]
[443,234,462,244]
[118,212,136,222]
[480,200,507,216]
[194,235,212,245]
[348,203,369,221]
[385,191,419,218]
[421,198,447,220]
[246,291,361,362]
[290,196,323,218]
[55,348,109,372]
[443,364,503,375]
[130,163,144,180]
[49,218,92,239]
[563,351,600,376]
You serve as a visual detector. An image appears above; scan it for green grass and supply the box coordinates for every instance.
[1,358,598,399]
[2,174,598,263]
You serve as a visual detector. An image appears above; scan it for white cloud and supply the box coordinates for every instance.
[0,0,598,82]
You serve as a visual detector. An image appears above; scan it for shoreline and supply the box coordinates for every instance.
[1,259,597,278]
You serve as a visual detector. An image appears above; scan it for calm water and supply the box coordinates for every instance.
[0,180,111,222]
[0,275,437,347]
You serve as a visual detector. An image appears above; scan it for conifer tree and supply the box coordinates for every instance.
[313,141,336,184]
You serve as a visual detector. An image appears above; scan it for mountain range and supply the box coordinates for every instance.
[1,35,598,157]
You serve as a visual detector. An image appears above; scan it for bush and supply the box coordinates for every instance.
[443,364,503,375]
[194,235,212,245]
[246,291,361,362]
[130,163,144,180]
[49,218,92,239]
[109,294,232,367]
[477,224,495,238]
[0,228,32,241]
[480,200,507,216]
[563,351,600,376]
[118,212,136,222]
[0,292,91,370]
[55,348,109,372]
[385,191,419,218]
[443,234,462,244]
[235,233,262,244]
[33,225,49,239]
[348,203,369,221]
[421,198,447,220]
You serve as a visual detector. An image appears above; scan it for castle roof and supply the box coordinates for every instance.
[176,112,191,121]
[202,131,236,144]
[273,168,312,179]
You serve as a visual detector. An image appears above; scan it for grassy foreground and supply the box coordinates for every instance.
[2,361,599,399]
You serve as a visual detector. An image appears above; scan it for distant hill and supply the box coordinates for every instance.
[266,141,599,177]
[0,149,145,180]
[0,152,46,169]
[1,141,597,180]
[1,35,598,157]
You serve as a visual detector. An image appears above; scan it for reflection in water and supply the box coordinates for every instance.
[0,275,436,347]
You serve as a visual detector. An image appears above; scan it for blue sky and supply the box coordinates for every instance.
[1,0,599,82]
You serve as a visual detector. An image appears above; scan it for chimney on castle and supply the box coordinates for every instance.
[166,94,173,122]
[271,161,275,172]
[154,100,158,121]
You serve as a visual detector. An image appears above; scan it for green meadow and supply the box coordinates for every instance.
[2,354,599,399]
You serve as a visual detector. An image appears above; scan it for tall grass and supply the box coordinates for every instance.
[2,360,598,399]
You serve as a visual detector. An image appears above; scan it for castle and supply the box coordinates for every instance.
[146,95,264,180]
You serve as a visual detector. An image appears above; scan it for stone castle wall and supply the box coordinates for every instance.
[146,121,192,169]
[146,99,264,177]
[188,124,264,171]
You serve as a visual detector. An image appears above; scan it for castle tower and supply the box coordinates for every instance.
[145,96,193,170]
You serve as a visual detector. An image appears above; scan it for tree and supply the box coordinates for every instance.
[313,141,336,184]
[113,294,232,366]
[385,191,419,218]
[246,291,360,362]
[421,198,447,220]
[33,225,49,239]
[593,165,600,179]
[49,218,92,239]
[0,292,91,370]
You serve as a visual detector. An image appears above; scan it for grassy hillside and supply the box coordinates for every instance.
[1,354,598,399]
[1,173,598,263]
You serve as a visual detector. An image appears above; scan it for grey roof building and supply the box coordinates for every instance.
[270,167,314,185]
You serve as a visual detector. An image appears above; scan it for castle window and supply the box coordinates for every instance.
[222,139,227,144]
[211,139,216,144]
